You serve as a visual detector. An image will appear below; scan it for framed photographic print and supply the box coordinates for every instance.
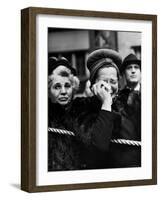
[21,7,157,192]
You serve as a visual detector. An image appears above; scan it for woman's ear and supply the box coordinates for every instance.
[72,76,80,92]
[85,80,93,97]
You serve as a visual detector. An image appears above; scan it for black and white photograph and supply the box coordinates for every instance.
[21,7,157,192]
[48,28,141,171]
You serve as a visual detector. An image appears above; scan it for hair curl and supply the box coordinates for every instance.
[48,68,80,93]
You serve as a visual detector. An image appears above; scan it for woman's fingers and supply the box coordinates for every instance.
[93,81,112,94]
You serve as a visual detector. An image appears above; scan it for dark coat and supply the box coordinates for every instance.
[73,93,141,169]
[114,87,141,140]
[48,101,85,171]
[48,88,141,171]
[48,97,119,171]
[71,96,121,169]
[108,87,141,168]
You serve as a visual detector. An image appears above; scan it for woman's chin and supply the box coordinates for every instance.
[58,100,69,106]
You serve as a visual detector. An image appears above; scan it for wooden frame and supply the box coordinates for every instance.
[21,7,157,192]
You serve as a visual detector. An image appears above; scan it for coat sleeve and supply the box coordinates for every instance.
[91,110,120,152]
[73,98,121,152]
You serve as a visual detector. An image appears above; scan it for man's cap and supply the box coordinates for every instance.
[87,49,122,84]
[121,54,141,73]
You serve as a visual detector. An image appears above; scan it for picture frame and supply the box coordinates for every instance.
[21,7,157,192]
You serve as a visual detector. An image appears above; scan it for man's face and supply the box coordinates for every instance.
[96,67,118,97]
[124,63,141,85]
[49,75,73,106]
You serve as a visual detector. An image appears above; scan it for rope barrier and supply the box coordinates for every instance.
[48,128,75,136]
[110,139,141,146]
[48,127,141,146]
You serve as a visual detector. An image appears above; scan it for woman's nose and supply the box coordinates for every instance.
[60,86,67,94]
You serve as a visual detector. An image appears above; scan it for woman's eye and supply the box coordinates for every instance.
[110,80,117,84]
[65,83,71,88]
[53,84,61,90]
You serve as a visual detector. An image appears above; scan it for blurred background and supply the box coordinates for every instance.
[48,28,141,96]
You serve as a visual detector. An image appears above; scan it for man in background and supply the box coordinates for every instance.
[111,53,141,167]
[117,53,141,141]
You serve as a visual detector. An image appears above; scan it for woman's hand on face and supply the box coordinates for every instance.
[91,81,112,111]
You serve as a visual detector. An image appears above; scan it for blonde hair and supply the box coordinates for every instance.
[48,67,80,93]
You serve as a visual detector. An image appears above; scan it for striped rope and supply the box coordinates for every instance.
[110,139,141,146]
[48,127,75,136]
[48,127,141,146]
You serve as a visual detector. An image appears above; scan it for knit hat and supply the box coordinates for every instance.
[87,49,122,84]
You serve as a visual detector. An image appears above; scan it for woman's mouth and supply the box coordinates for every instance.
[59,97,68,101]
[130,75,137,78]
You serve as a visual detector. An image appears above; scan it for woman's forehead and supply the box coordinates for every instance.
[52,75,71,84]
[97,67,118,78]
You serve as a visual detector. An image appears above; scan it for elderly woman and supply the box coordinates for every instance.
[71,49,122,169]
[48,57,81,171]
[85,49,141,168]
[48,56,117,171]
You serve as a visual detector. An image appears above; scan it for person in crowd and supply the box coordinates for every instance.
[117,54,141,141]
[48,57,81,171]
[109,53,141,168]
[85,49,141,168]
[48,56,118,171]
[71,49,122,169]
[116,53,141,141]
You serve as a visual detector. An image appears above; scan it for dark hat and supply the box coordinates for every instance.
[48,57,76,75]
[87,49,122,84]
[121,54,141,73]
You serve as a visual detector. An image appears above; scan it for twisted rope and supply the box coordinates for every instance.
[48,127,141,146]
[48,127,75,136]
[110,139,141,146]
